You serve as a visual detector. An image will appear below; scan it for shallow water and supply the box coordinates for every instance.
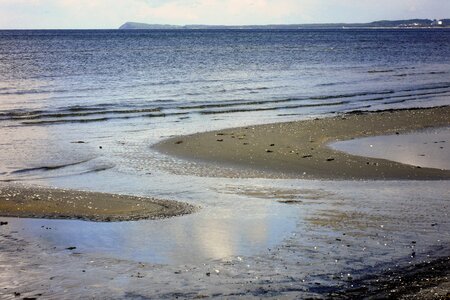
[331,127,450,170]
[1,29,450,181]
[0,29,449,298]
[1,178,449,298]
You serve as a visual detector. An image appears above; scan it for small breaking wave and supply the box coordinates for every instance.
[0,81,448,126]
[1,158,114,182]
[9,158,95,175]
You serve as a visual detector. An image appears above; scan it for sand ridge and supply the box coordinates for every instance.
[0,183,195,222]
[155,106,450,180]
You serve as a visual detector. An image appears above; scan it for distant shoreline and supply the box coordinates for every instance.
[119,19,450,30]
[2,27,450,31]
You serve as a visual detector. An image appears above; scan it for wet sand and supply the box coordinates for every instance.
[155,106,450,180]
[330,256,450,299]
[0,183,195,222]
[1,179,448,299]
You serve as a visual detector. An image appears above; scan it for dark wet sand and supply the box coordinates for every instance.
[155,106,450,180]
[330,256,450,299]
[0,184,195,222]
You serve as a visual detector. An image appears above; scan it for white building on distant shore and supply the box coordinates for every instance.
[431,19,443,26]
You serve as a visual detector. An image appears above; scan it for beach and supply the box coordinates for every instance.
[155,106,450,180]
[2,107,448,223]
[0,183,194,222]
[1,29,449,299]
[1,106,449,299]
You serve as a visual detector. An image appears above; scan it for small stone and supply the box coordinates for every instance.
[0,221,8,226]
[175,141,183,145]
[66,246,77,250]
[216,139,223,142]
[265,149,273,153]
[326,158,335,161]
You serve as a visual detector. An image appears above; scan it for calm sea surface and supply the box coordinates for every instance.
[0,29,449,267]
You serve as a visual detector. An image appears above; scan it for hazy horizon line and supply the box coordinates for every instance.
[1,18,448,31]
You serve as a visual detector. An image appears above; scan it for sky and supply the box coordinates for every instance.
[0,0,448,29]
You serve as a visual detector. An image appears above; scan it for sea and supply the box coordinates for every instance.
[1,29,449,179]
[0,29,449,277]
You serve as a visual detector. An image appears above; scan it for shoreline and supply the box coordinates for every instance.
[154,106,450,180]
[0,183,195,222]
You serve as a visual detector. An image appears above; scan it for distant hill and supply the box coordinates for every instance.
[119,19,450,30]
[119,22,182,30]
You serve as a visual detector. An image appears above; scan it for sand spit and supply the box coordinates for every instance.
[0,183,195,222]
[155,106,450,180]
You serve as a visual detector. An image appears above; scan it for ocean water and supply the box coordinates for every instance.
[1,29,449,125]
[0,29,449,269]
[1,29,449,179]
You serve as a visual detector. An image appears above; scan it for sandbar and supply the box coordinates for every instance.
[155,106,450,180]
[0,183,195,222]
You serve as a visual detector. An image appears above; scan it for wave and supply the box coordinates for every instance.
[9,158,95,175]
[200,101,347,115]
[1,81,448,126]
[0,86,105,96]
[1,164,114,182]
[20,112,189,125]
[367,69,394,73]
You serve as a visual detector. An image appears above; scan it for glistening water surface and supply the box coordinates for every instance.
[0,29,449,281]
[331,127,450,170]
[1,29,449,181]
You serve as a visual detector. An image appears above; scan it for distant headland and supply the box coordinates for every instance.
[119,19,450,30]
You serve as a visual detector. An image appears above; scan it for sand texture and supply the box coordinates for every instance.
[0,184,195,222]
[155,106,450,180]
